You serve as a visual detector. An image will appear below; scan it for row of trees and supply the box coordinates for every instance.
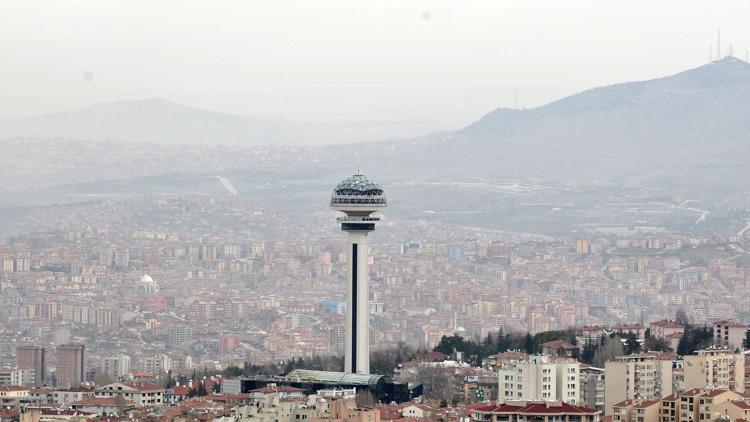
[221,355,345,378]
[432,329,578,366]
[432,318,725,370]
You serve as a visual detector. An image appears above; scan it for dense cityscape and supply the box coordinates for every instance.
[4,2,750,421]
[1,184,750,420]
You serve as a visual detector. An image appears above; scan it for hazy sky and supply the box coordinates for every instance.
[2,1,750,127]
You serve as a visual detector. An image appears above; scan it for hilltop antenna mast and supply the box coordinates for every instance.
[717,29,721,59]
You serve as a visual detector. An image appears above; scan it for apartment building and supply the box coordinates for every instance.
[498,355,581,405]
[101,355,131,380]
[611,399,660,422]
[683,348,744,393]
[712,320,748,351]
[604,354,673,415]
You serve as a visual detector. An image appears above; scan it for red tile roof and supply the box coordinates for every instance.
[123,381,163,391]
[0,385,30,392]
[172,385,190,395]
[612,400,634,408]
[731,401,750,410]
[72,397,136,406]
[650,320,683,328]
[681,388,703,396]
[472,401,597,416]
[701,389,730,398]
[713,320,748,328]
[541,340,577,349]
[633,400,659,409]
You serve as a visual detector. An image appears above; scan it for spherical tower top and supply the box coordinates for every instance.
[330,173,386,215]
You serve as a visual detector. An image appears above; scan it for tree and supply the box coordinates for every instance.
[675,309,689,326]
[94,371,114,386]
[580,337,597,364]
[162,371,176,388]
[196,381,207,396]
[496,329,511,353]
[212,382,221,393]
[523,333,534,354]
[115,394,127,415]
[416,366,454,402]
[371,342,416,375]
[744,329,750,349]
[593,336,624,368]
[644,335,672,352]
[677,325,713,356]
[355,390,377,407]
[624,331,641,355]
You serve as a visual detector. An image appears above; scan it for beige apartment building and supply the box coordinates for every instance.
[678,388,742,422]
[611,399,660,422]
[604,354,673,416]
[712,320,748,351]
[683,348,744,393]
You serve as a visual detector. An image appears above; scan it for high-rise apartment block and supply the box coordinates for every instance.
[56,343,85,388]
[16,345,46,386]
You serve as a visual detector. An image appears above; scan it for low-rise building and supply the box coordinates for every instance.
[470,400,600,422]
[94,381,164,406]
[70,397,136,416]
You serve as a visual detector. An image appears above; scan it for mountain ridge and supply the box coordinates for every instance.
[0,98,447,146]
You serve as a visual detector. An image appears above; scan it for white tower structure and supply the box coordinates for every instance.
[330,173,386,374]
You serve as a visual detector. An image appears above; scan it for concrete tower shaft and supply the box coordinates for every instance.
[330,173,386,374]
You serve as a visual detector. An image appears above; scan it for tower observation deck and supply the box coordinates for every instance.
[330,173,386,374]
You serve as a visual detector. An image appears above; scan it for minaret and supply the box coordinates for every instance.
[330,173,386,374]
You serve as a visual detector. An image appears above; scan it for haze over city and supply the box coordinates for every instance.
[2,2,750,422]
[4,1,750,126]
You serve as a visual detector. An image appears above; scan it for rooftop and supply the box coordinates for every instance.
[286,369,393,387]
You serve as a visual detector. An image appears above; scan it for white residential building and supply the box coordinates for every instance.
[101,355,131,380]
[498,355,581,405]
[94,381,164,406]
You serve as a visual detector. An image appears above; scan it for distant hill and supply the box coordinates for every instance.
[0,98,446,145]
[379,57,750,194]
